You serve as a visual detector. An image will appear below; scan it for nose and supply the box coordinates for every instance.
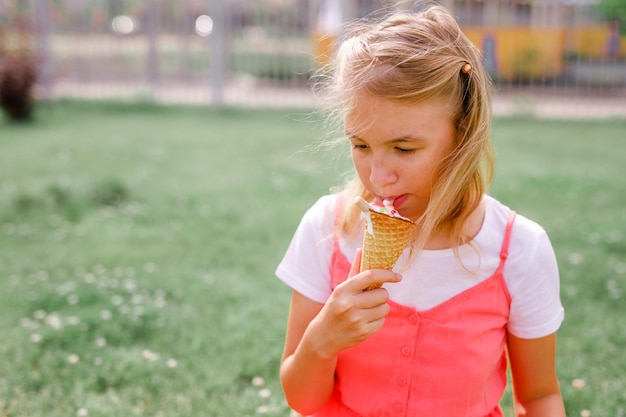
[369,152,398,187]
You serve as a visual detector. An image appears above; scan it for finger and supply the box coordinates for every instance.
[347,248,363,280]
[354,287,391,309]
[352,269,402,292]
[364,315,386,334]
[362,300,390,321]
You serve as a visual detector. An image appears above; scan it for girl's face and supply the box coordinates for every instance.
[345,94,456,221]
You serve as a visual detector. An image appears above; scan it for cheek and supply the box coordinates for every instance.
[401,156,437,187]
[351,153,370,181]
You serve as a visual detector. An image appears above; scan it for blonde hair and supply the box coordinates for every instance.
[318,3,494,256]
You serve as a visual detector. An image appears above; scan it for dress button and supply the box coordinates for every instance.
[396,376,407,386]
[393,402,403,413]
[408,314,418,324]
[401,346,411,356]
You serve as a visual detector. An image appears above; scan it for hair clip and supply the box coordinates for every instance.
[461,63,472,74]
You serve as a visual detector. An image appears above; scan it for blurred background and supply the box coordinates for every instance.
[1,0,626,118]
[1,2,625,416]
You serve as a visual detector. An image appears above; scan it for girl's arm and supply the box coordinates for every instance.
[507,332,566,417]
[280,291,336,414]
[280,249,401,415]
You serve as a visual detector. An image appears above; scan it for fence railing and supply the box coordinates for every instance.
[1,0,625,116]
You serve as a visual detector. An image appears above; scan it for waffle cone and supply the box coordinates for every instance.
[360,210,417,289]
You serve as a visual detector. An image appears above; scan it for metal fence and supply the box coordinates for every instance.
[2,0,626,116]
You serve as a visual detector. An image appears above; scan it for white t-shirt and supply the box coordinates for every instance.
[276,194,564,339]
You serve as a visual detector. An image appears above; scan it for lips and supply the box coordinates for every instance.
[380,194,408,208]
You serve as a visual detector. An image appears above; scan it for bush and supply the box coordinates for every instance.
[0,54,37,121]
[89,179,130,207]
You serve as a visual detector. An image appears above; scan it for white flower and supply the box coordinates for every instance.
[155,297,166,309]
[30,333,43,343]
[567,252,584,265]
[76,407,89,417]
[142,349,160,361]
[56,281,77,295]
[93,264,107,275]
[252,376,265,387]
[21,318,38,329]
[124,279,137,292]
[68,354,80,364]
[166,359,178,368]
[45,313,63,330]
[83,273,96,284]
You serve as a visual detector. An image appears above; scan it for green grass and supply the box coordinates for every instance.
[1,102,625,416]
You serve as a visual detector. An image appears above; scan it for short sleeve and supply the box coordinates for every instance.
[275,195,336,304]
[506,226,565,339]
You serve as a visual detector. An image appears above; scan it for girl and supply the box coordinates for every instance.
[276,3,565,416]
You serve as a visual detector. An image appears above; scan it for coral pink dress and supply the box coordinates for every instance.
[312,209,517,417]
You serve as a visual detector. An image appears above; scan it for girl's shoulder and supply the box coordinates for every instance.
[302,193,340,223]
[483,197,564,338]
[293,193,342,240]
[483,195,548,244]
[276,194,339,303]
[484,195,558,287]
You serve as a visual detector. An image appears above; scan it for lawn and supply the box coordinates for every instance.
[0,101,624,416]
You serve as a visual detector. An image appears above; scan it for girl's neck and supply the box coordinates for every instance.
[422,199,486,250]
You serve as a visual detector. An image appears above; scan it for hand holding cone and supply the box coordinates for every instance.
[354,197,417,289]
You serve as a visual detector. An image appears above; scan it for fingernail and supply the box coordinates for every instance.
[395,273,402,281]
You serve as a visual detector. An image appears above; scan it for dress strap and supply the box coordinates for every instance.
[333,194,344,235]
[498,210,517,268]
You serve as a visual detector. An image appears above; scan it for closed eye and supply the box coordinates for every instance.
[395,147,417,154]
[349,139,369,150]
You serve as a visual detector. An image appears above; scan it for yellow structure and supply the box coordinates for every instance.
[313,31,335,66]
[464,25,626,81]
[566,25,626,60]
[311,0,626,81]
[464,27,566,80]
[313,24,625,81]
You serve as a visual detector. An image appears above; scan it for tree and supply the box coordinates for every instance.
[597,0,626,35]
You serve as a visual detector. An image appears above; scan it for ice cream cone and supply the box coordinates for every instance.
[354,197,417,289]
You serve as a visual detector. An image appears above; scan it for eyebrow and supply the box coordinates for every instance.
[346,133,426,144]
